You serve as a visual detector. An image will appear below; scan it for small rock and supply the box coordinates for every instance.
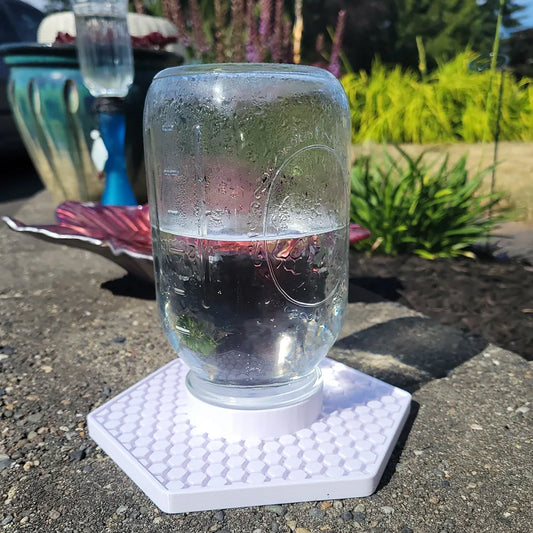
[0,346,15,355]
[49,509,60,520]
[333,500,343,509]
[0,455,13,471]
[27,431,38,441]
[83,446,95,457]
[441,480,450,487]
[82,465,93,474]
[113,336,126,344]
[252,529,262,533]
[20,516,29,524]
[342,511,354,521]
[271,522,280,533]
[296,529,311,533]
[27,413,43,423]
[214,510,225,523]
[309,508,325,519]
[1,515,13,526]
[71,449,87,462]
[380,506,394,515]
[401,527,414,533]
[353,512,366,523]
[286,519,297,531]
[116,505,128,515]
[23,461,33,471]
[516,405,530,414]
[264,505,286,516]
[153,516,162,524]
[320,501,333,510]
[469,423,483,431]
[353,504,365,513]
[41,365,53,373]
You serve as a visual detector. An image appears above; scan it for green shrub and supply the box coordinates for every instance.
[350,147,509,259]
[341,51,533,144]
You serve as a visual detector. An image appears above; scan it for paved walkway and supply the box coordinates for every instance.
[492,221,533,263]
[0,191,531,532]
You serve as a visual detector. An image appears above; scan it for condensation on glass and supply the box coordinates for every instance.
[144,64,351,410]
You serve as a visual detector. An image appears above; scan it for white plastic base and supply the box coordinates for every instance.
[186,375,324,440]
[87,358,411,513]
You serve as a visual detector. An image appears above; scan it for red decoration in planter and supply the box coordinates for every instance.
[54,32,178,50]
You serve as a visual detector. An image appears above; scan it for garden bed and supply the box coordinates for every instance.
[350,251,533,361]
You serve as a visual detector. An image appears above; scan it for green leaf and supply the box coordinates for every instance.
[434,188,453,198]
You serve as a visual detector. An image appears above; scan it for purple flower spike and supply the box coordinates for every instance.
[246,0,261,62]
[231,0,246,61]
[282,18,293,63]
[162,0,190,47]
[259,0,272,41]
[189,0,211,56]
[214,0,227,62]
[328,10,346,78]
[270,0,283,61]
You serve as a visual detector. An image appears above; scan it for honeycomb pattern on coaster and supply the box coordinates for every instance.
[88,358,411,509]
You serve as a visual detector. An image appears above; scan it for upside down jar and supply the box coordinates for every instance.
[143,64,351,435]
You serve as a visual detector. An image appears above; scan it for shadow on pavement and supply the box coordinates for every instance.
[349,276,404,302]
[335,316,487,382]
[101,274,156,300]
[377,400,420,491]
[1,154,43,203]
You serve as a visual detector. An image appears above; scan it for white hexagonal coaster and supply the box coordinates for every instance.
[87,358,411,513]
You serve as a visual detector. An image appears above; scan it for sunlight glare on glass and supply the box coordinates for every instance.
[468,53,509,72]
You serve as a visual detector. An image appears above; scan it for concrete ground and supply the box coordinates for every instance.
[0,185,531,532]
[491,220,533,263]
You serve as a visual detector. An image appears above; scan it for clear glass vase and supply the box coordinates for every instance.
[72,0,133,98]
[144,64,351,411]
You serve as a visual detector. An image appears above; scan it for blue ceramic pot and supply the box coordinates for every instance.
[0,43,182,203]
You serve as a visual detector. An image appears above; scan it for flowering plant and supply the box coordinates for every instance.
[132,0,346,76]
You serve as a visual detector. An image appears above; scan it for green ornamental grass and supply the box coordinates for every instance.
[350,147,509,258]
[341,50,533,144]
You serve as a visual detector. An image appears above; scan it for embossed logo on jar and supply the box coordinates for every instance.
[264,145,348,307]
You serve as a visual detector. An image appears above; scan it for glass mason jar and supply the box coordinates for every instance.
[144,64,351,411]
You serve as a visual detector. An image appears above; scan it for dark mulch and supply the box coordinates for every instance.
[349,251,533,361]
